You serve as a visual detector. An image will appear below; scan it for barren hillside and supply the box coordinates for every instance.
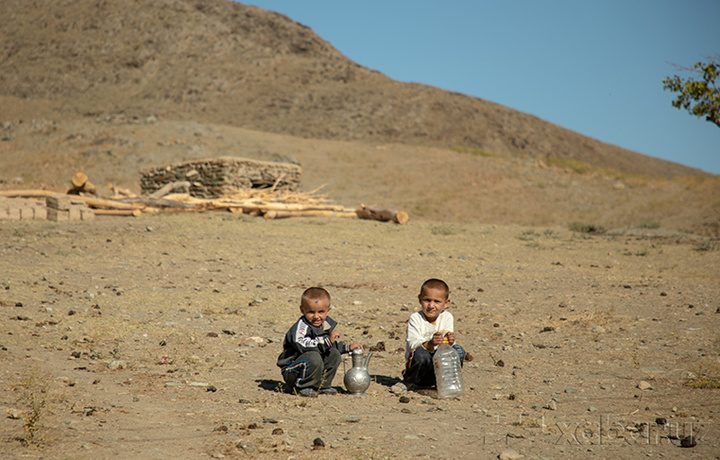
[0,0,708,178]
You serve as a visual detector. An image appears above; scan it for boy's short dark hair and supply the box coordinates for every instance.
[420,278,450,299]
[301,287,331,307]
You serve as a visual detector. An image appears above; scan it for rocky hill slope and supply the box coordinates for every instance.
[0,0,708,178]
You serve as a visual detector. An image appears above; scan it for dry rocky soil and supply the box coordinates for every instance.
[1,212,719,459]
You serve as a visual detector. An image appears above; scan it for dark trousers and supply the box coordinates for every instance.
[281,349,341,390]
[403,344,465,388]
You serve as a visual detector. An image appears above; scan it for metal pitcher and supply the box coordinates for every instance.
[343,348,373,395]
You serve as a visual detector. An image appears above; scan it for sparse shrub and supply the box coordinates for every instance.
[15,371,51,445]
[568,222,606,234]
[639,222,660,229]
[684,365,720,389]
[431,225,456,236]
[693,240,717,252]
[449,145,498,157]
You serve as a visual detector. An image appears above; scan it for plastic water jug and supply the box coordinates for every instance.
[433,343,465,398]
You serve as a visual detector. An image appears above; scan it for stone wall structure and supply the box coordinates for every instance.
[139,157,302,198]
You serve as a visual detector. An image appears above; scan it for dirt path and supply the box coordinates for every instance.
[1,214,718,459]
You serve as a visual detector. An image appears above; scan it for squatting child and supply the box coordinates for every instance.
[277,287,362,396]
[403,278,466,388]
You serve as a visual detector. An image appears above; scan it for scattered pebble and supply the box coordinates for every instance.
[107,360,127,370]
[390,382,407,395]
[312,437,325,449]
[637,381,654,391]
[680,435,697,448]
[590,325,605,333]
[499,447,524,459]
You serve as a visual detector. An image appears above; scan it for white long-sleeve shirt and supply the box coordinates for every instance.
[405,310,454,359]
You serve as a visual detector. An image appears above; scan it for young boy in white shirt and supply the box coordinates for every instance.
[403,278,466,388]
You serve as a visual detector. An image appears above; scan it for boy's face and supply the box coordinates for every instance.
[418,286,450,324]
[300,297,331,328]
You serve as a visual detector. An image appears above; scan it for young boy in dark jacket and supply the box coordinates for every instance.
[277,287,363,396]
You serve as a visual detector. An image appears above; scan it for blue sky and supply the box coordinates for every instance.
[241,1,720,175]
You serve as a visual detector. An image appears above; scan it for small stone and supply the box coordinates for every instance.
[499,447,524,459]
[544,400,557,411]
[107,360,127,370]
[236,442,256,453]
[7,408,23,419]
[272,428,283,435]
[588,406,598,412]
[312,437,325,449]
[590,325,605,333]
[564,388,578,394]
[637,381,654,391]
[680,435,697,448]
[390,382,407,395]
[399,396,410,403]
[655,417,667,426]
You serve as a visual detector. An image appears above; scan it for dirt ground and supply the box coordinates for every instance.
[1,213,718,459]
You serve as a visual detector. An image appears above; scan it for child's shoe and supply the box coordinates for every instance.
[297,388,318,397]
[319,387,337,395]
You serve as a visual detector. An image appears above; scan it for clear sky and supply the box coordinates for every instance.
[241,1,720,175]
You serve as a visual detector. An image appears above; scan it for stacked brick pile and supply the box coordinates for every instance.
[139,156,302,199]
[0,196,94,222]
[46,196,95,222]
[0,197,47,220]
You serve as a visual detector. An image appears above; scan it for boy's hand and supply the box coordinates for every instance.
[425,332,445,351]
[444,331,455,345]
[349,342,364,351]
[329,330,341,343]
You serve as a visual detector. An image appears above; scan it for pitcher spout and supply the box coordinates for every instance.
[363,351,373,372]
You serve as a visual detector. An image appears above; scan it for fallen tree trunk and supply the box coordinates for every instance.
[78,197,145,211]
[93,209,143,217]
[0,190,60,198]
[116,196,201,209]
[211,200,350,213]
[149,180,191,198]
[264,210,358,219]
[356,205,409,224]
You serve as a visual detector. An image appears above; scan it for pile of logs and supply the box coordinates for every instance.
[1,179,409,224]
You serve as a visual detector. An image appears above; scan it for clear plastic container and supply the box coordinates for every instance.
[433,343,465,399]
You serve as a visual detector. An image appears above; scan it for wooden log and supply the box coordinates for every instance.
[93,209,143,217]
[69,172,96,195]
[210,200,349,213]
[355,205,409,224]
[116,196,201,209]
[72,172,88,188]
[78,196,145,211]
[0,190,60,198]
[149,180,191,198]
[264,210,358,219]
